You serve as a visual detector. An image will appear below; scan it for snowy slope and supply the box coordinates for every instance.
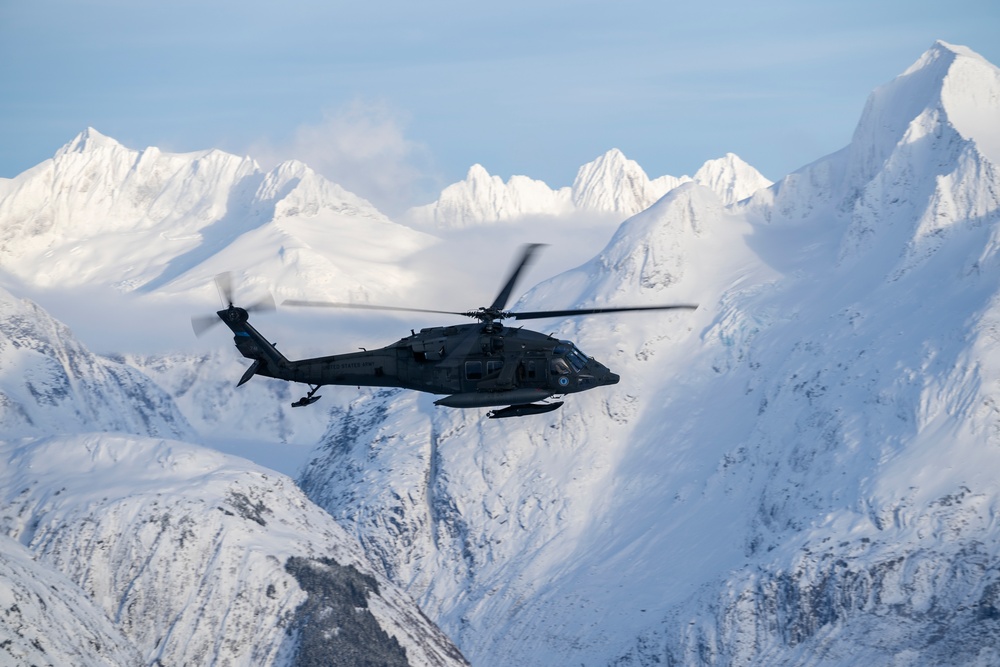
[296,40,1000,666]
[122,349,339,477]
[0,434,468,667]
[405,148,771,229]
[0,129,436,304]
[0,281,467,665]
[0,534,143,666]
[0,285,193,439]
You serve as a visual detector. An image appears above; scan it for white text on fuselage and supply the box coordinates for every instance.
[333,361,376,371]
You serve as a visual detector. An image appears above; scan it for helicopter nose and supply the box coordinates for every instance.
[606,372,620,385]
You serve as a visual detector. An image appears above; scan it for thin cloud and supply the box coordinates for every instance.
[251,100,439,217]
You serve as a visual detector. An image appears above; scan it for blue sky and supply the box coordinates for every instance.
[1,0,997,214]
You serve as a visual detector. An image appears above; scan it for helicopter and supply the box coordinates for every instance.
[193,244,696,418]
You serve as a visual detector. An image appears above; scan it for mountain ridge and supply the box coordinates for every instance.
[0,128,434,304]
[405,147,772,229]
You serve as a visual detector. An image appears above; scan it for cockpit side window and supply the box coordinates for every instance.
[550,358,571,375]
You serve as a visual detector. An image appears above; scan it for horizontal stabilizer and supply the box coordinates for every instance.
[237,360,260,387]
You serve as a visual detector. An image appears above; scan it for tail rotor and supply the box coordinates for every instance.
[191,272,276,337]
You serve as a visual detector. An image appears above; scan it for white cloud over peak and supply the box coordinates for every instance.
[251,99,438,216]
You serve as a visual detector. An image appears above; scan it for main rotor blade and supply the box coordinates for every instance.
[489,243,545,312]
[283,299,467,317]
[509,304,698,321]
[247,293,277,313]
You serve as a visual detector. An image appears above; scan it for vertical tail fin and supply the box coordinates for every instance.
[216,307,291,385]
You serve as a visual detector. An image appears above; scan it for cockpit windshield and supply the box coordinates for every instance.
[555,341,590,373]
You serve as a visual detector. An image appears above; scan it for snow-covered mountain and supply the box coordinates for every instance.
[693,152,775,206]
[402,164,575,228]
[404,148,771,229]
[0,128,435,304]
[0,434,468,667]
[121,349,339,475]
[0,289,467,665]
[295,40,1000,666]
[0,285,193,439]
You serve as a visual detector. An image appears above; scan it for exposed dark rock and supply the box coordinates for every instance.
[285,556,410,667]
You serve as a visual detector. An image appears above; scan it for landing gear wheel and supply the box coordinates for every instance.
[291,385,323,408]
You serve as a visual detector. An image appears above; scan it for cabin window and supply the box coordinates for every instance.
[465,361,483,380]
[486,360,504,376]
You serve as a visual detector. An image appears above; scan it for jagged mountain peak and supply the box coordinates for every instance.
[849,40,1000,187]
[571,147,659,215]
[0,130,434,300]
[579,147,631,171]
[405,147,776,229]
[404,162,572,228]
[458,163,508,194]
[909,39,985,74]
[268,157,311,178]
[465,163,492,181]
[693,152,773,205]
[267,158,388,221]
[826,41,1000,273]
[757,40,1000,240]
[58,126,122,156]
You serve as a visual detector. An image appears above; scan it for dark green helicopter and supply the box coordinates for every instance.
[193,245,696,418]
